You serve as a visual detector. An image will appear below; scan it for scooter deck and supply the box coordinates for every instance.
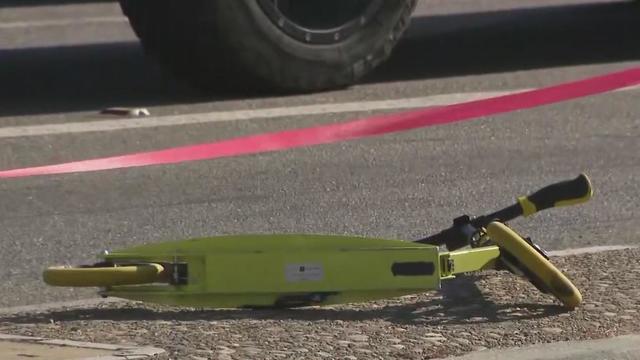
[101,234,442,308]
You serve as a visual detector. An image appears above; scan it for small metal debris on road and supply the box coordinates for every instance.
[101,107,151,117]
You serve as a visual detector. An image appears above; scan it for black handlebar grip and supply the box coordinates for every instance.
[517,174,593,217]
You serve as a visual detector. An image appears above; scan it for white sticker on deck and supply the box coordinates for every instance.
[285,263,324,282]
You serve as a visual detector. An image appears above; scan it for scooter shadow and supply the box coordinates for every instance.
[1,276,567,326]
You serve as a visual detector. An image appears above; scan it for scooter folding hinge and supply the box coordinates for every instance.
[439,253,455,278]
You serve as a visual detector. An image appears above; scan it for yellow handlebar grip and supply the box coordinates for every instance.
[518,174,593,217]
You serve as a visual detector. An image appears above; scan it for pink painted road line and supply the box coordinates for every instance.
[2,67,640,179]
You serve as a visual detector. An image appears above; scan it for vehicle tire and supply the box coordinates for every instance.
[118,0,417,92]
[43,263,165,287]
[487,222,582,309]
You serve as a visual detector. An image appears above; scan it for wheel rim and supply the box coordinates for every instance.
[257,0,384,44]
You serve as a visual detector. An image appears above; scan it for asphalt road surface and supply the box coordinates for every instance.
[0,0,639,309]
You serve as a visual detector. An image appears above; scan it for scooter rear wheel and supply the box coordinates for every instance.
[43,263,165,287]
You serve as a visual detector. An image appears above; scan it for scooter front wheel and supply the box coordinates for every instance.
[43,263,165,287]
[487,221,582,309]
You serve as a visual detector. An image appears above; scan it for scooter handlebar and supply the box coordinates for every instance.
[516,173,593,217]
